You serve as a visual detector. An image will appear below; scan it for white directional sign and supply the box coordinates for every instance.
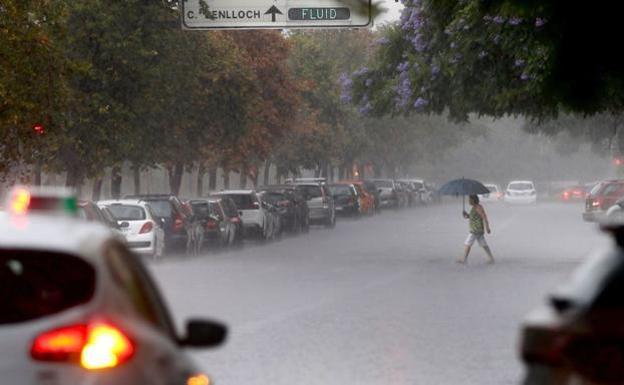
[181,0,372,30]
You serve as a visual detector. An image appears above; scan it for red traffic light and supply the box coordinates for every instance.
[33,123,45,135]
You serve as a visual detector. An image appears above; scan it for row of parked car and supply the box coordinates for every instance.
[74,178,436,258]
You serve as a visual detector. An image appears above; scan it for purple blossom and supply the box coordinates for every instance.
[535,17,547,27]
[483,15,492,22]
[431,65,440,76]
[478,50,487,59]
[394,64,413,109]
[493,34,502,44]
[514,59,526,67]
[450,42,457,49]
[365,78,373,87]
[397,61,410,73]
[338,73,353,104]
[413,97,428,110]
[509,17,522,25]
[520,72,530,81]
[493,15,505,24]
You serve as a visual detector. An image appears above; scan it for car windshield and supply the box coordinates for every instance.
[143,200,172,218]
[329,185,352,196]
[190,202,212,218]
[485,185,499,192]
[298,185,323,199]
[508,183,534,191]
[107,205,146,221]
[0,250,96,325]
[261,192,287,204]
[222,194,256,209]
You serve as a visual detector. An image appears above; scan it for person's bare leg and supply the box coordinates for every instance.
[458,245,471,264]
[483,246,495,264]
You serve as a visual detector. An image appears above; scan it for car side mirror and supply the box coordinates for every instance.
[180,319,227,348]
[120,221,130,228]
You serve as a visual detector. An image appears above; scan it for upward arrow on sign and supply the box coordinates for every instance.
[264,5,282,22]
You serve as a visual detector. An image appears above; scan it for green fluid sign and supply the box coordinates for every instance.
[288,8,350,21]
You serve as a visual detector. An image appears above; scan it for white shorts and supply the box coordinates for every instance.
[465,233,488,247]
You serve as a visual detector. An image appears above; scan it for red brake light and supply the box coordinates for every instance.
[31,322,134,370]
[174,216,184,231]
[206,219,218,230]
[31,324,86,361]
[139,221,153,234]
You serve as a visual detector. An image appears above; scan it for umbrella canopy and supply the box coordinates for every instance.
[438,178,490,197]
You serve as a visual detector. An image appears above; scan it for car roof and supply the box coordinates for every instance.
[98,199,147,207]
[213,190,254,195]
[508,180,535,184]
[0,214,115,259]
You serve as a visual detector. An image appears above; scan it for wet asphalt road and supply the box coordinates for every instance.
[150,201,609,385]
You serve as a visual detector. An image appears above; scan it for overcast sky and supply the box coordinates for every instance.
[374,0,403,26]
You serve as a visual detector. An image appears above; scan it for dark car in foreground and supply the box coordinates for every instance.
[583,180,624,222]
[520,226,624,385]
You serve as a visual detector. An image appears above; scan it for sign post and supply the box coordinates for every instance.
[181,0,372,30]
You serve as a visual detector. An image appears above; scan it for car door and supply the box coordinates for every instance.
[105,243,195,385]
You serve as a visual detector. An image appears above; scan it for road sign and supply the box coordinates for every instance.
[181,0,372,30]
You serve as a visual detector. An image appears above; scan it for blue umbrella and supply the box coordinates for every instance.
[438,178,490,212]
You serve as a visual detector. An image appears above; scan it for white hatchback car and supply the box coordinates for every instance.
[212,190,275,240]
[98,200,165,259]
[0,198,226,385]
[504,180,538,204]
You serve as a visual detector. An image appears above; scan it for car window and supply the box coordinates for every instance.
[145,200,173,218]
[602,183,624,196]
[105,242,175,338]
[330,185,352,196]
[107,205,147,221]
[299,185,323,199]
[508,183,534,190]
[223,194,256,209]
[0,250,96,325]
[486,185,499,193]
[209,202,225,220]
[191,202,212,219]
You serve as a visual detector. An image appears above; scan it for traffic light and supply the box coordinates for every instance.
[33,123,45,136]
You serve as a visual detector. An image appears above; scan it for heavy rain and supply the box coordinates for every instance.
[1,1,624,385]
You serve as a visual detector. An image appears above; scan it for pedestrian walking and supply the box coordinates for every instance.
[458,194,495,264]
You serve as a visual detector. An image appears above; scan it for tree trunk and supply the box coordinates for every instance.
[223,168,230,189]
[314,165,321,178]
[111,166,122,199]
[168,163,184,196]
[263,160,271,186]
[92,178,103,201]
[239,165,247,189]
[132,164,141,195]
[208,168,217,191]
[197,162,205,197]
